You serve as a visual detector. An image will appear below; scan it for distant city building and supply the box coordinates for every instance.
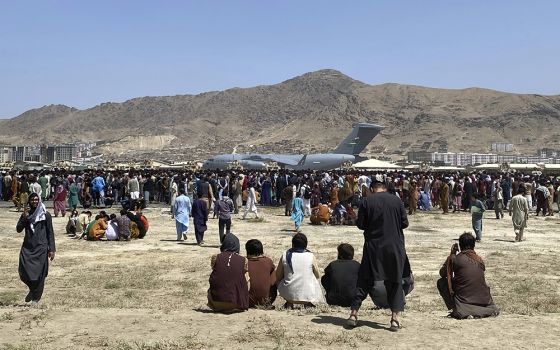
[538,148,559,158]
[0,146,13,163]
[40,144,78,163]
[407,151,560,166]
[491,142,514,153]
[11,146,41,162]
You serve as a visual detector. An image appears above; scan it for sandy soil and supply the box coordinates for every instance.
[0,201,559,350]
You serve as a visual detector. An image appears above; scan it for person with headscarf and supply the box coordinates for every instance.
[207,233,250,312]
[276,233,324,309]
[53,182,67,217]
[16,193,56,305]
[67,178,80,210]
[242,180,259,220]
[290,191,305,233]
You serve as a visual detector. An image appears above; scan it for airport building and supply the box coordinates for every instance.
[407,151,560,166]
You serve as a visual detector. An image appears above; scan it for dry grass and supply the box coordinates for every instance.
[0,203,559,349]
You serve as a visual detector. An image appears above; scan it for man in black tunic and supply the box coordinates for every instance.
[16,193,56,305]
[348,181,410,331]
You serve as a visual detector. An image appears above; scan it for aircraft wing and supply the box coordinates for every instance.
[245,154,303,166]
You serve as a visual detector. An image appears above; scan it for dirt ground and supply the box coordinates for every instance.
[1,200,559,350]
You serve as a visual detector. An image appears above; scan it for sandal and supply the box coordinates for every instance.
[389,319,402,332]
[346,314,358,328]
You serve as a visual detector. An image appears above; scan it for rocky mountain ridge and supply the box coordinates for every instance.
[1,69,559,160]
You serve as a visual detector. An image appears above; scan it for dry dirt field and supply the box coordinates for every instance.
[1,201,559,350]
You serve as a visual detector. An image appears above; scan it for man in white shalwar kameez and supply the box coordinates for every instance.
[242,182,259,219]
[509,188,529,242]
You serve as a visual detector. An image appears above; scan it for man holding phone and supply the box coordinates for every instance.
[437,232,499,319]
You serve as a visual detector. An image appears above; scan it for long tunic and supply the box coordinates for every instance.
[16,211,56,299]
[356,191,410,283]
[247,256,276,307]
[174,194,192,227]
[509,194,529,230]
[277,251,324,303]
[208,252,249,310]
[290,197,305,229]
[67,183,80,209]
[191,198,208,233]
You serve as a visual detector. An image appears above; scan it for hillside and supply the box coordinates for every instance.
[1,69,559,161]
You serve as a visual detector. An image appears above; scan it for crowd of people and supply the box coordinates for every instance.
[8,167,557,327]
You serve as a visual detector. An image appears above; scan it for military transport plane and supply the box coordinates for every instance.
[202,123,383,170]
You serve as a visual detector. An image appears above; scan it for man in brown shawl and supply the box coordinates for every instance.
[437,232,499,319]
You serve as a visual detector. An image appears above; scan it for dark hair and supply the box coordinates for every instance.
[120,209,127,215]
[371,182,386,191]
[292,233,308,250]
[109,213,116,220]
[459,232,476,250]
[517,186,525,194]
[179,187,186,195]
[337,243,354,260]
[245,239,264,256]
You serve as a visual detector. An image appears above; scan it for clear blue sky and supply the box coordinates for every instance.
[1,0,559,118]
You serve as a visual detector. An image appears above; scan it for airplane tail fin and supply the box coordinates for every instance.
[297,154,307,166]
[332,123,384,155]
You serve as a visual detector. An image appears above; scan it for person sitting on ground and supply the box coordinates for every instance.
[87,213,109,241]
[276,233,324,308]
[104,193,115,208]
[75,210,92,238]
[105,214,119,241]
[208,233,250,312]
[115,209,131,241]
[245,239,277,308]
[437,232,500,319]
[66,209,79,236]
[321,243,360,307]
[310,203,331,225]
[127,208,146,239]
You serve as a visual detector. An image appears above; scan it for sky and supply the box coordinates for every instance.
[0,0,559,118]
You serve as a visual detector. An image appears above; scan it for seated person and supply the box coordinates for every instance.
[245,239,277,308]
[276,233,324,308]
[419,190,430,211]
[321,243,360,307]
[208,233,250,312]
[310,204,331,225]
[87,213,109,241]
[75,211,92,238]
[66,209,79,236]
[105,214,119,241]
[331,202,347,225]
[437,232,500,319]
[127,210,146,239]
[115,209,131,241]
[104,193,115,208]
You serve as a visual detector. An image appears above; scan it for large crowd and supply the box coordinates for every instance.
[5,168,559,328]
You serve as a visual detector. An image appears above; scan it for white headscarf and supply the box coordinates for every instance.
[28,202,46,233]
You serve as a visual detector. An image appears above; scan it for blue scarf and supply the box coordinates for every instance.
[286,247,310,273]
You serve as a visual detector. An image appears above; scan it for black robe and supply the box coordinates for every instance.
[356,192,409,283]
[16,212,56,302]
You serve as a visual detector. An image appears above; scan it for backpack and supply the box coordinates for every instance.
[303,186,312,199]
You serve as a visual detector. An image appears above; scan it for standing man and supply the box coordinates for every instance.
[173,188,191,241]
[242,181,259,220]
[215,194,234,243]
[546,181,555,216]
[493,181,504,219]
[440,178,449,214]
[470,194,486,242]
[16,193,56,305]
[127,174,140,201]
[348,181,411,332]
[509,187,529,242]
[191,195,208,245]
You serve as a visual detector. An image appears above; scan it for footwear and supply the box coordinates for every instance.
[283,302,294,310]
[182,233,187,240]
[346,315,358,328]
[25,292,32,302]
[29,300,39,308]
[198,241,205,246]
[389,319,402,332]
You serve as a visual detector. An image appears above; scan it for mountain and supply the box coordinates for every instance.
[1,69,559,161]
